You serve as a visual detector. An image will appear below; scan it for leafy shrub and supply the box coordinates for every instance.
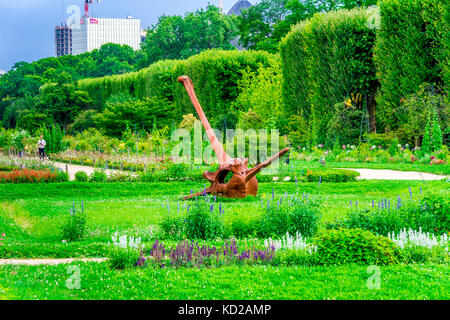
[421,193,449,234]
[185,199,225,240]
[329,198,445,236]
[0,165,18,172]
[270,249,316,267]
[399,246,448,265]
[230,216,258,239]
[259,198,322,238]
[61,208,87,242]
[160,216,187,240]
[75,171,89,182]
[305,169,359,183]
[314,229,400,266]
[108,247,140,270]
[89,169,108,183]
[55,171,69,182]
[166,163,188,180]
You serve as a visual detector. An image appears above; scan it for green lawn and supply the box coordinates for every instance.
[0,180,448,300]
[1,262,448,300]
[0,180,446,246]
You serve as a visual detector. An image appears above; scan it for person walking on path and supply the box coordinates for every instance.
[38,135,46,160]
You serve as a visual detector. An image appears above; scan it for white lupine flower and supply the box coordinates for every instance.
[111,232,142,249]
[388,228,449,250]
[265,232,317,254]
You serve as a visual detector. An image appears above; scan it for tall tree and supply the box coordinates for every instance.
[142,5,238,64]
[237,0,377,52]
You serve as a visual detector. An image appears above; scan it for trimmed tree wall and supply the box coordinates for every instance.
[78,49,278,124]
[280,8,379,145]
[374,0,448,131]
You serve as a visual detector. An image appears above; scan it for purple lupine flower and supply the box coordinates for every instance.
[409,187,413,199]
[318,176,322,187]
[272,188,275,200]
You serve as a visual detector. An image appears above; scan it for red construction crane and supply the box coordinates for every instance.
[84,0,101,18]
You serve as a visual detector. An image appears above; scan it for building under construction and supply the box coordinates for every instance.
[55,0,141,56]
[55,23,72,57]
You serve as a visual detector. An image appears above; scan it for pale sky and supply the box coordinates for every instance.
[0,0,258,72]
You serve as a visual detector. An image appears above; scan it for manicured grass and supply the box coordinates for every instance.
[1,180,447,247]
[0,262,448,300]
[2,181,448,242]
[0,180,448,300]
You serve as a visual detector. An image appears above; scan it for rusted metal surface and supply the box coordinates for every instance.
[178,76,289,199]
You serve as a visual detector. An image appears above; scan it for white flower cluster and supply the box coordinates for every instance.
[111,232,142,249]
[388,228,449,250]
[265,232,317,254]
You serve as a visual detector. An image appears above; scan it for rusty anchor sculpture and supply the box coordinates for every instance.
[178,75,289,200]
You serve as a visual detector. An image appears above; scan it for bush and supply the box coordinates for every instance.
[185,199,225,240]
[314,229,400,266]
[0,165,18,172]
[305,169,360,183]
[61,209,87,242]
[259,198,322,238]
[160,216,187,240]
[399,246,448,265]
[329,198,445,236]
[374,0,447,130]
[230,216,258,239]
[75,171,89,182]
[270,249,316,267]
[280,8,378,144]
[55,171,69,182]
[108,247,140,270]
[421,193,449,234]
[89,169,108,183]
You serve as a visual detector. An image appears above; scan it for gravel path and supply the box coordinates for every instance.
[0,258,107,266]
[52,162,447,182]
[342,168,447,181]
[51,162,125,181]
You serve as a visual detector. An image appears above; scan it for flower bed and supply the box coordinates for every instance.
[0,169,67,183]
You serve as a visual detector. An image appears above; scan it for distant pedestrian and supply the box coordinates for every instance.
[38,135,46,160]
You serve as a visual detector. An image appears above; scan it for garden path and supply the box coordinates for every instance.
[341,168,447,181]
[0,258,107,266]
[50,162,447,181]
[51,162,125,181]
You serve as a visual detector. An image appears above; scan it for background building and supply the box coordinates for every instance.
[228,0,253,50]
[228,0,253,16]
[72,17,141,55]
[55,24,73,57]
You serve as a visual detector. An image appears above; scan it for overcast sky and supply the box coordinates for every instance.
[0,0,258,72]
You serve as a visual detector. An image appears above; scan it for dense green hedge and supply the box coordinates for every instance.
[280,8,378,145]
[174,50,278,120]
[374,0,448,130]
[78,50,277,124]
